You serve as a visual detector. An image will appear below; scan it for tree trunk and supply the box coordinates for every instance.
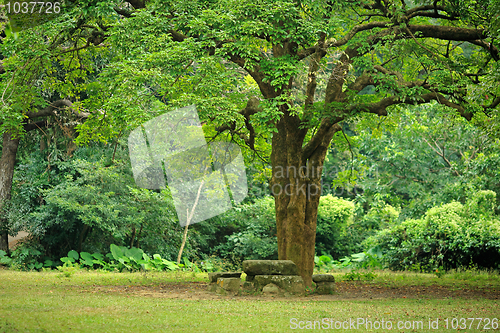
[0,132,21,253]
[270,109,337,287]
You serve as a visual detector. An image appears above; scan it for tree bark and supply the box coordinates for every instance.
[270,107,339,287]
[0,132,21,253]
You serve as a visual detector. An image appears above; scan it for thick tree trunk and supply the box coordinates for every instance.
[270,110,336,287]
[0,132,21,253]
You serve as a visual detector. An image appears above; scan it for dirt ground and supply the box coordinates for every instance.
[86,281,500,301]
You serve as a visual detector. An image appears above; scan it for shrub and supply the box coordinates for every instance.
[369,191,500,270]
[315,194,356,259]
[211,196,278,262]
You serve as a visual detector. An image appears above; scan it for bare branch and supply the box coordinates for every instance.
[302,119,342,161]
[214,97,262,151]
[348,71,375,93]
[484,95,500,111]
[305,33,327,107]
[126,0,146,9]
[422,137,460,176]
[468,40,499,61]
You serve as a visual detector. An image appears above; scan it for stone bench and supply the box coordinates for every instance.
[206,260,335,296]
[242,260,305,295]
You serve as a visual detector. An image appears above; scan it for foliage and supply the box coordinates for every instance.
[8,242,46,271]
[4,243,204,274]
[212,196,277,262]
[343,270,377,282]
[327,104,500,219]
[6,143,200,262]
[210,194,375,263]
[314,246,384,272]
[0,250,12,266]
[315,194,355,258]
[2,0,500,277]
[369,191,500,271]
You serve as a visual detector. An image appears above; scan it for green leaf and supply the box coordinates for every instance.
[110,244,124,261]
[125,247,144,262]
[68,250,79,261]
[80,252,94,266]
[60,257,74,264]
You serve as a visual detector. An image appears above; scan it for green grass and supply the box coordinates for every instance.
[1,269,499,332]
[327,268,500,289]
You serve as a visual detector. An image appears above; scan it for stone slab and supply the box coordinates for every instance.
[262,283,281,295]
[208,272,241,283]
[242,260,299,276]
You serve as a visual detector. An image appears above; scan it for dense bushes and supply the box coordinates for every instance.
[7,140,500,272]
[367,191,500,271]
[209,196,278,261]
[6,145,198,263]
[199,194,363,263]
[315,195,355,258]
[206,194,364,262]
[316,195,400,259]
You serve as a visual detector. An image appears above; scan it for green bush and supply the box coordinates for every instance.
[212,196,277,262]
[315,195,356,258]
[6,145,198,264]
[369,191,500,270]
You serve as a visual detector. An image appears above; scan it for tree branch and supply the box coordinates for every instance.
[407,25,486,42]
[26,99,90,120]
[352,92,471,119]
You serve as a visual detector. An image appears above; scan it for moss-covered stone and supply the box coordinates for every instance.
[315,281,335,294]
[217,277,241,292]
[253,275,304,294]
[207,272,241,283]
[242,260,299,276]
[312,274,335,283]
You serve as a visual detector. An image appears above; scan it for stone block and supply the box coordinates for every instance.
[242,281,255,291]
[253,275,304,294]
[208,272,242,283]
[242,260,299,276]
[217,277,241,293]
[312,274,335,283]
[315,282,336,295]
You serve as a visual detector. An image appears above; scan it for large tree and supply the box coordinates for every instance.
[96,0,500,286]
[3,0,500,286]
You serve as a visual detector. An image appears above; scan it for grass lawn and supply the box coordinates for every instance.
[0,268,499,332]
